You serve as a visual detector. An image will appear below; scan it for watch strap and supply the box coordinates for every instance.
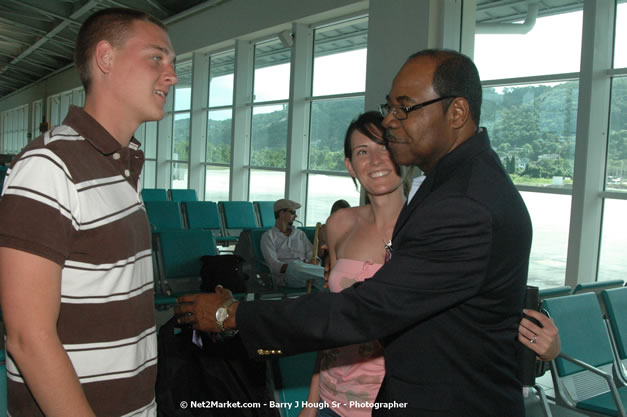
[217,298,236,332]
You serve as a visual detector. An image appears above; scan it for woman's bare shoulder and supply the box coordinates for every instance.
[327,206,370,239]
[327,206,360,228]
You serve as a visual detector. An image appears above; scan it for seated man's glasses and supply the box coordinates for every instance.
[379,96,456,120]
[283,209,296,215]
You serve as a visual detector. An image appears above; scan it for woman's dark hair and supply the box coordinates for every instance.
[343,111,401,187]
[344,111,386,160]
[330,199,350,214]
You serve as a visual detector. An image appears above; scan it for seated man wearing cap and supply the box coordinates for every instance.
[260,199,325,289]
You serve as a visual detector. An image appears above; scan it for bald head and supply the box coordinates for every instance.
[408,49,482,126]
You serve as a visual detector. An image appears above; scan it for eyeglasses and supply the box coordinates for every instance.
[283,209,296,215]
[379,96,456,120]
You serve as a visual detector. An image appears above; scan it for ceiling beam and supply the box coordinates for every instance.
[4,0,82,27]
[0,0,99,78]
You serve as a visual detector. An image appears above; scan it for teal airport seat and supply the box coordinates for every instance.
[169,188,197,202]
[153,229,217,300]
[218,201,259,244]
[574,280,625,296]
[144,201,184,232]
[300,226,317,244]
[253,201,275,228]
[183,201,233,247]
[141,188,168,202]
[543,293,627,416]
[539,285,572,300]
[0,165,8,195]
[249,227,271,276]
[269,352,318,417]
[0,348,6,417]
[601,287,627,386]
[247,227,313,298]
[574,280,625,317]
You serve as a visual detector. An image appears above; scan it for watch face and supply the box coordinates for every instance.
[216,307,227,322]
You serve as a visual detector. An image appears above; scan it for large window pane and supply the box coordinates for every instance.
[306,175,360,226]
[173,113,190,161]
[209,50,234,107]
[313,17,367,96]
[249,169,285,201]
[615,1,627,68]
[482,82,578,187]
[254,39,291,102]
[475,10,582,80]
[171,162,188,189]
[207,110,232,164]
[174,61,192,111]
[205,166,230,202]
[142,160,156,189]
[606,77,627,191]
[309,98,364,171]
[135,121,158,159]
[522,192,571,288]
[251,104,288,168]
[598,199,627,281]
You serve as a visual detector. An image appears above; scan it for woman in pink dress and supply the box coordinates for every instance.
[299,111,404,417]
[299,112,561,417]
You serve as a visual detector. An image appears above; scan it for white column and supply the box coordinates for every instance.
[156,92,174,189]
[230,39,254,201]
[565,0,614,287]
[285,23,314,207]
[189,52,209,197]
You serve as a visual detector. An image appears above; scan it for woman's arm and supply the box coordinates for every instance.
[518,309,561,361]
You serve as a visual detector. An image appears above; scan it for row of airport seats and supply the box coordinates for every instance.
[533,280,627,417]
[143,197,276,247]
[153,224,319,304]
[141,188,198,203]
[142,188,276,228]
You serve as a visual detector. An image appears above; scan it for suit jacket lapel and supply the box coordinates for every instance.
[391,129,491,240]
[392,173,434,239]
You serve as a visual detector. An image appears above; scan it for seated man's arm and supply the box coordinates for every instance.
[260,233,288,274]
[0,248,96,417]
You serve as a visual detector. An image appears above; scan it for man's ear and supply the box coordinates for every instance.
[94,40,114,75]
[448,97,471,129]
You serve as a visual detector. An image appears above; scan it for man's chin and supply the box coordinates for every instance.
[389,149,413,167]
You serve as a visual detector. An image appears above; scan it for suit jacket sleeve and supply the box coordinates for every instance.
[237,194,493,357]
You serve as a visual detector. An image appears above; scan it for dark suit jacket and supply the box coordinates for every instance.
[237,129,531,416]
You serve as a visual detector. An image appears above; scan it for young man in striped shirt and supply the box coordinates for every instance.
[0,8,177,416]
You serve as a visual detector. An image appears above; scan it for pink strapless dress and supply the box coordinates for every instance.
[319,258,384,417]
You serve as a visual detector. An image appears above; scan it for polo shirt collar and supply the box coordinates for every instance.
[62,105,142,154]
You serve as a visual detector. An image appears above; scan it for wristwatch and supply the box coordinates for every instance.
[216,298,236,332]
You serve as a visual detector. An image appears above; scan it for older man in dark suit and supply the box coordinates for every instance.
[176,49,531,417]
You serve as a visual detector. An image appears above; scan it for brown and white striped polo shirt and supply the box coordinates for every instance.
[0,105,157,417]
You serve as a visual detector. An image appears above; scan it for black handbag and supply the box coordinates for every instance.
[200,254,248,294]
[156,317,278,417]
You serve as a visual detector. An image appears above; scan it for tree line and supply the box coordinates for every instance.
[172,78,627,187]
